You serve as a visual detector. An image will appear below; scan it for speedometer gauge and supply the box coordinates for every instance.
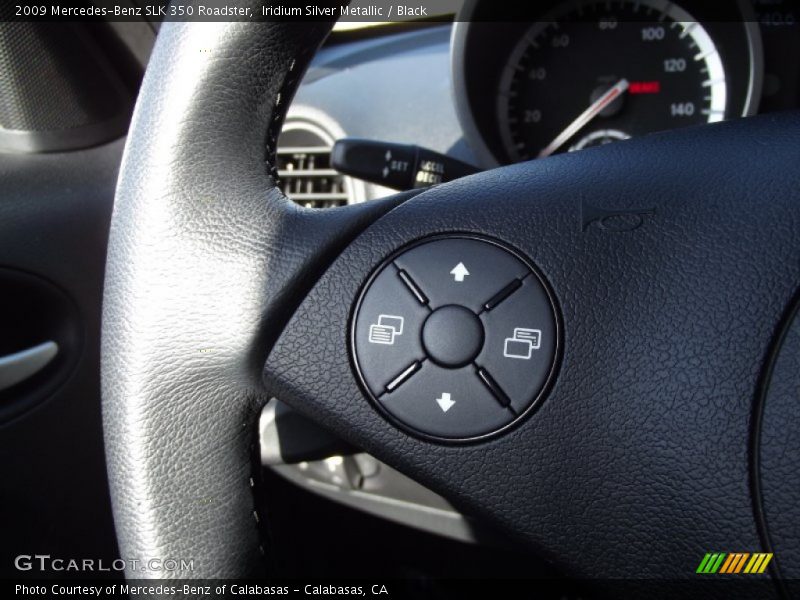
[497,0,730,161]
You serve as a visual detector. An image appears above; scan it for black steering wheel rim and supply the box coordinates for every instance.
[101,18,372,578]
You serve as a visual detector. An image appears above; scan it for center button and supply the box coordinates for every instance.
[422,305,484,368]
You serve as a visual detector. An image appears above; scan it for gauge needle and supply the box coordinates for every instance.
[538,78,629,158]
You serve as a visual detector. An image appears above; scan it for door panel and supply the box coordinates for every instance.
[0,139,124,577]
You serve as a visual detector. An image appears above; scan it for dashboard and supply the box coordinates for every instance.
[282,0,800,206]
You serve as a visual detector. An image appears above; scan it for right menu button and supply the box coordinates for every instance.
[475,274,558,415]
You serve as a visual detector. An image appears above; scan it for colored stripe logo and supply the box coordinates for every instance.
[696,552,772,574]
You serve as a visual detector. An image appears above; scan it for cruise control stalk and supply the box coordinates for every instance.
[331,138,480,191]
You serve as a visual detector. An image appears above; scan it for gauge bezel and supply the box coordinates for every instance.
[450,0,764,167]
[569,128,630,151]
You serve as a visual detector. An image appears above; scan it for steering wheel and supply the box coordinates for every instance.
[102,16,800,591]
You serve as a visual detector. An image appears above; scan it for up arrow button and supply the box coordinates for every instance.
[450,262,470,282]
[393,237,531,313]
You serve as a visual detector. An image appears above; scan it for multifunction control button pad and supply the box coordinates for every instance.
[352,236,559,441]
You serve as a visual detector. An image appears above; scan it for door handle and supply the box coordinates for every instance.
[0,341,59,392]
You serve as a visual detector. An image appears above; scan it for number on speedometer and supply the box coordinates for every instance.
[497,0,728,161]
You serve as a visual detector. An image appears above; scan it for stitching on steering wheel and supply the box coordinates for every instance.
[249,24,335,574]
[264,28,328,188]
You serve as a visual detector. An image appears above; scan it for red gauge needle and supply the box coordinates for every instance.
[538,78,629,158]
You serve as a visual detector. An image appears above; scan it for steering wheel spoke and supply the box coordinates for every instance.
[264,112,800,583]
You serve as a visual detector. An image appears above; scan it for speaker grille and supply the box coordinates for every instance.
[0,23,132,150]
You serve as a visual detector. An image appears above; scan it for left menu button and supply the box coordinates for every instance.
[353,264,430,396]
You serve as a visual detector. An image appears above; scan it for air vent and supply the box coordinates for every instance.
[276,119,362,208]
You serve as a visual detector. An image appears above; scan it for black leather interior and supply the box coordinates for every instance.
[101,18,405,578]
[103,10,800,593]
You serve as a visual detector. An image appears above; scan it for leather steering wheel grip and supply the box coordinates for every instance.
[101,17,363,578]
